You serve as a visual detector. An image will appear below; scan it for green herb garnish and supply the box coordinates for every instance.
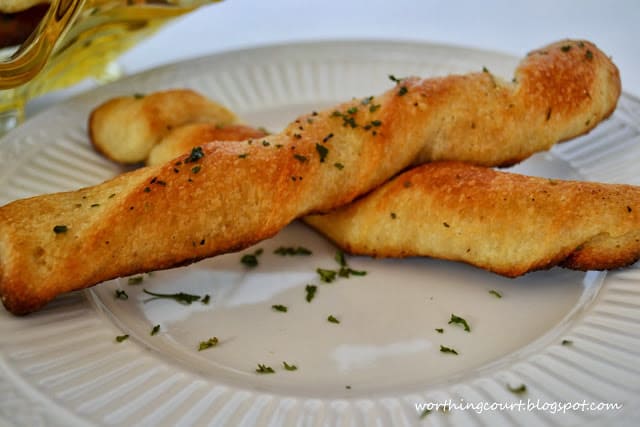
[419,408,432,419]
[150,324,160,336]
[334,162,344,170]
[115,289,128,300]
[128,276,144,285]
[327,315,340,324]
[435,328,444,334]
[256,364,275,374]
[115,334,129,342]
[561,339,573,346]
[191,165,201,174]
[133,93,145,99]
[241,248,263,268]
[184,146,204,163]
[317,268,337,283]
[274,246,312,256]
[305,284,317,302]
[315,143,329,162]
[439,345,458,355]
[398,86,408,96]
[53,225,68,234]
[489,289,502,298]
[198,337,219,351]
[143,289,201,305]
[293,154,308,163]
[202,294,210,304]
[272,304,288,313]
[448,314,471,332]
[507,384,527,394]
[388,74,404,83]
[282,361,298,371]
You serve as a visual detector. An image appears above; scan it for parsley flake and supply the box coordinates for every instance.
[282,361,298,371]
[202,294,210,304]
[53,225,68,234]
[272,304,288,313]
[305,284,317,302]
[315,143,329,162]
[241,248,263,268]
[334,162,344,170]
[184,146,204,163]
[327,315,340,324]
[198,337,219,351]
[317,268,337,283]
[435,328,444,334]
[143,289,201,305]
[274,246,312,256]
[448,314,471,332]
[419,408,432,419]
[115,334,129,343]
[128,276,144,285]
[507,384,527,394]
[561,339,573,346]
[150,324,160,335]
[293,154,308,163]
[256,364,275,374]
[489,289,502,298]
[439,345,458,355]
[115,289,128,300]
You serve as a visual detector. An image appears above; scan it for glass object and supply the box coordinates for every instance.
[0,0,218,135]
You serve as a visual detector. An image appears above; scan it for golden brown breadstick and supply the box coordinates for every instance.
[147,123,268,166]
[305,162,640,277]
[89,89,238,164]
[0,40,621,314]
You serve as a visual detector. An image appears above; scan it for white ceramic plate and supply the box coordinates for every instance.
[1,41,639,427]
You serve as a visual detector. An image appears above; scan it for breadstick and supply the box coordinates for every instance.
[89,89,238,164]
[0,40,620,314]
[147,123,268,166]
[305,162,640,277]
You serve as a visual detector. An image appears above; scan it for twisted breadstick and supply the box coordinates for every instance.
[89,89,239,164]
[0,40,620,314]
[305,162,640,277]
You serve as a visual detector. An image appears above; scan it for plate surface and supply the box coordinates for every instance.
[1,40,640,427]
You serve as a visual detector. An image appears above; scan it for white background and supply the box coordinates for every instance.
[25,0,640,117]
[119,0,640,96]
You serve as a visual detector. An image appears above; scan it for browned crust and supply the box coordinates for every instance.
[305,162,640,277]
[0,39,622,314]
[88,89,238,164]
[147,123,268,166]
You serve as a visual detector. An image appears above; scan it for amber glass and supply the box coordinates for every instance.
[0,0,218,135]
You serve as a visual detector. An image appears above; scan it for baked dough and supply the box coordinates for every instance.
[89,89,238,164]
[305,162,640,277]
[0,40,621,314]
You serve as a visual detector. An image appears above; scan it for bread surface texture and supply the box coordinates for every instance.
[89,89,238,164]
[305,162,640,277]
[0,40,622,314]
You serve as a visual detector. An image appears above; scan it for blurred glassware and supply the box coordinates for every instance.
[0,0,219,135]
